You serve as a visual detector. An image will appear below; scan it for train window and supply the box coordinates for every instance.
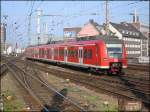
[75,50,78,57]
[39,49,41,55]
[84,49,87,58]
[54,49,57,56]
[106,44,122,58]
[68,49,76,57]
[47,49,49,55]
[84,49,92,59]
[68,50,70,57]
[59,49,64,56]
[87,49,92,59]
[42,49,44,55]
[45,49,47,55]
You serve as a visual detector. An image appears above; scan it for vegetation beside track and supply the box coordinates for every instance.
[2,90,24,111]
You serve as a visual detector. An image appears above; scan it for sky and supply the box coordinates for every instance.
[1,1,149,48]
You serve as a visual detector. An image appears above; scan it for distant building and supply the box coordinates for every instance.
[77,19,105,39]
[5,44,13,55]
[129,9,149,38]
[1,23,6,54]
[109,22,148,58]
[132,23,149,38]
[63,27,81,41]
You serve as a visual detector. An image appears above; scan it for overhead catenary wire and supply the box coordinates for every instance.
[28,1,36,46]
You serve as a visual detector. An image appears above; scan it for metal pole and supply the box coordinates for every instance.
[105,0,109,35]
[147,38,149,56]
[140,40,142,57]
[3,15,8,53]
[36,9,42,45]
[28,15,31,46]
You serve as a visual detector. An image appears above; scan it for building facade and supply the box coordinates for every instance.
[132,22,149,38]
[1,23,6,54]
[77,19,105,39]
[109,22,148,58]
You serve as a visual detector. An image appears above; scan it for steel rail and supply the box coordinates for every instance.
[26,60,149,105]
[6,62,86,112]
[30,60,149,94]
[6,64,49,111]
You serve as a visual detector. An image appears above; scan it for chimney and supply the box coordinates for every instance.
[121,21,128,26]
[89,19,94,23]
[133,9,140,23]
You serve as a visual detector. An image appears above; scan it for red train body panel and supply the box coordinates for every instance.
[25,39,127,74]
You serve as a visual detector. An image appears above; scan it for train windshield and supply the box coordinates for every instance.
[106,44,122,58]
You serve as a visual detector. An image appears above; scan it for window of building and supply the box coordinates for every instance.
[130,31,132,35]
[136,33,139,36]
[135,39,137,42]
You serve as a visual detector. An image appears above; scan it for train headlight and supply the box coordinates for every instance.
[103,58,108,61]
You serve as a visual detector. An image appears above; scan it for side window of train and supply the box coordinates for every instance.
[39,49,40,55]
[74,50,77,57]
[87,49,92,59]
[59,49,61,56]
[49,49,51,55]
[40,49,42,55]
[60,49,64,57]
[54,49,56,56]
[45,49,47,55]
[54,49,58,56]
[42,49,44,55]
[47,49,49,55]
[84,49,87,58]
[39,49,41,55]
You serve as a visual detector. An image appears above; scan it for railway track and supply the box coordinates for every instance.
[2,56,150,111]
[21,59,149,110]
[128,64,149,72]
[0,64,8,79]
[3,58,86,111]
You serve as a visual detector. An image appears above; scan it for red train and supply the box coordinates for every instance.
[25,37,127,74]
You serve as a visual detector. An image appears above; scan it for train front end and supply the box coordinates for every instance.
[106,43,127,74]
[100,38,127,75]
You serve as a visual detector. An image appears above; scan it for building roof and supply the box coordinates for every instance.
[88,19,103,33]
[63,27,81,33]
[110,22,147,39]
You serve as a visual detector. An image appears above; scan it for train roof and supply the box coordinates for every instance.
[27,35,123,48]
[95,35,124,44]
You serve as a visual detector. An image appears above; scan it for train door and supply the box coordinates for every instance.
[78,47,83,64]
[52,48,54,60]
[64,47,68,62]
